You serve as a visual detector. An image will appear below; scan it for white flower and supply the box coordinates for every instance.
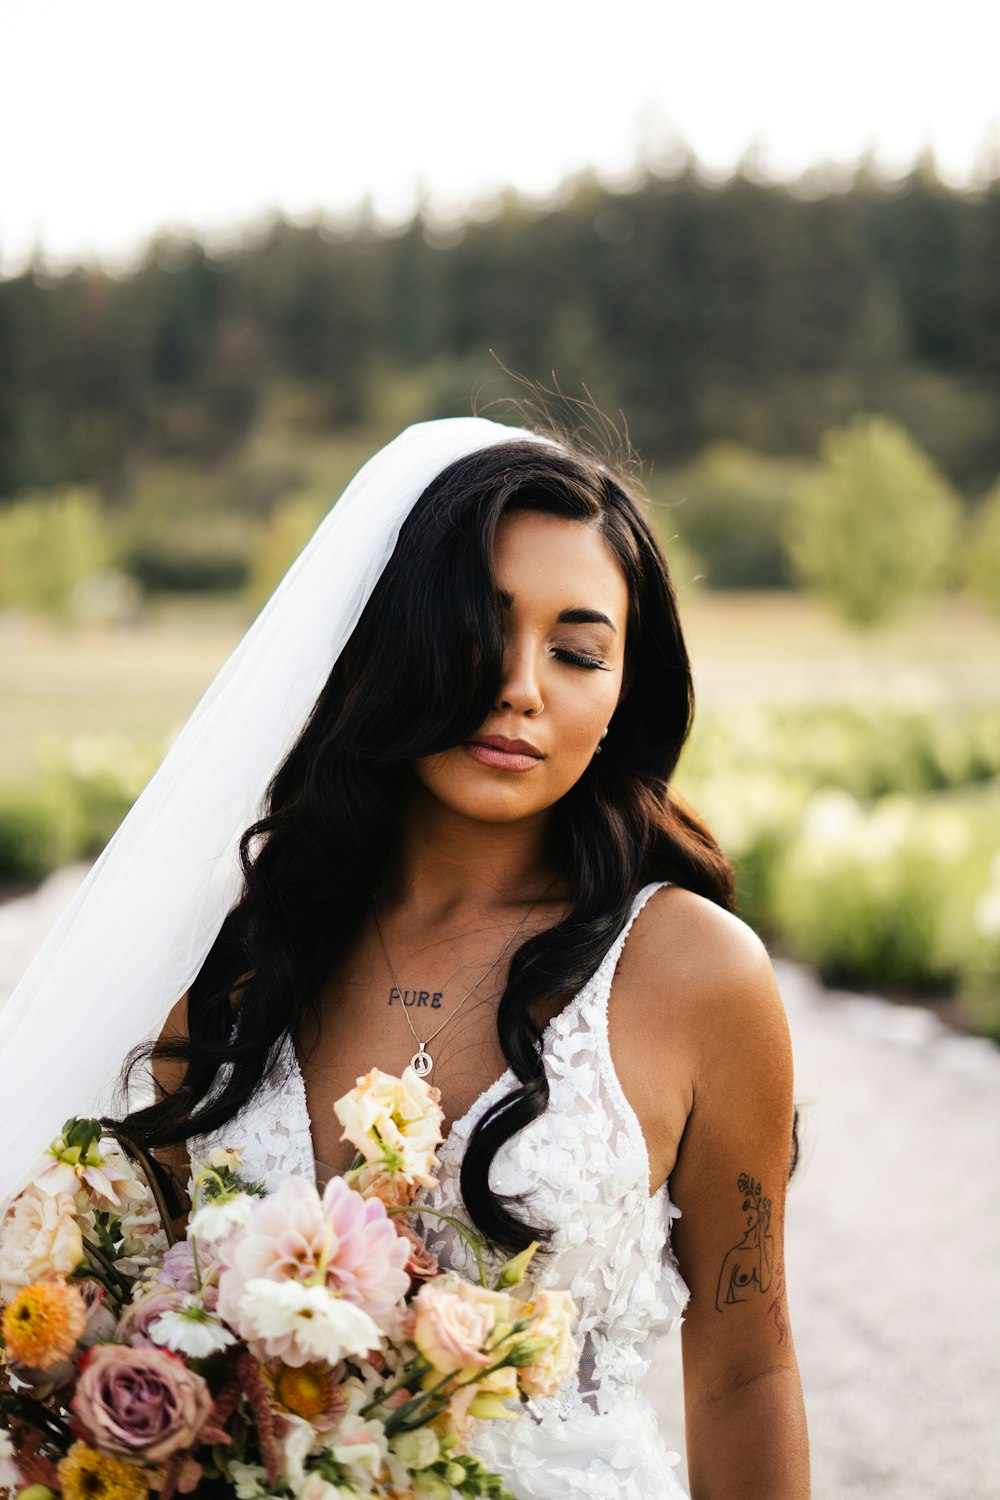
[328,1412,388,1484]
[34,1132,146,1210]
[0,1184,84,1300]
[294,1476,351,1500]
[115,1201,170,1278]
[390,1427,441,1471]
[227,1460,268,1499]
[149,1295,236,1356]
[801,788,864,849]
[275,1415,316,1483]
[0,1426,21,1492]
[238,1278,380,1366]
[974,884,1000,942]
[207,1146,244,1171]
[333,1066,444,1191]
[189,1192,254,1244]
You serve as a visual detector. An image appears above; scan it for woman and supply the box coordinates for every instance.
[1,416,809,1497]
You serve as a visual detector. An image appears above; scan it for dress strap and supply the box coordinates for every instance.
[596,880,673,992]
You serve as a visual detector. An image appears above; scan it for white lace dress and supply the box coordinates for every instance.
[188,880,692,1499]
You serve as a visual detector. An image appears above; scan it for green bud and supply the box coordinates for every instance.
[504,1335,552,1367]
[63,1117,102,1153]
[17,1487,58,1500]
[413,1473,451,1500]
[495,1240,540,1289]
[442,1461,468,1486]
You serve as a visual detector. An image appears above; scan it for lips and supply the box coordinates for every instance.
[462,734,544,773]
[469,734,543,758]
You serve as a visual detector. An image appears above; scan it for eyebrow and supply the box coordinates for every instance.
[496,590,618,633]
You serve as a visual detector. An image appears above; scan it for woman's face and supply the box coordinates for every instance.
[411,509,630,825]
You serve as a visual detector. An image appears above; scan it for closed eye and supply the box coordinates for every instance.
[553,648,610,671]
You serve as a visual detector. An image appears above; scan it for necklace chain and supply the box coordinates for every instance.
[371,883,553,1077]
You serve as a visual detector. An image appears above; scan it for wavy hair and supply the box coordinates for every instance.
[111,432,796,1253]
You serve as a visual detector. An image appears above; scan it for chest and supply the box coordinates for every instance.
[295,930,566,1180]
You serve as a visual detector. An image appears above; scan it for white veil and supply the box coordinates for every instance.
[0,416,559,1209]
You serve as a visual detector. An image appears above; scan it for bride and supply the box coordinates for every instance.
[1,415,809,1497]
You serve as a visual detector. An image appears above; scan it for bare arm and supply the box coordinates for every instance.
[668,922,809,1499]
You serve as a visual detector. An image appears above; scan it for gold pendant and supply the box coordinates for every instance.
[411,1046,433,1077]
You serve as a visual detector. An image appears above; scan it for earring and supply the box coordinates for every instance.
[595,727,609,755]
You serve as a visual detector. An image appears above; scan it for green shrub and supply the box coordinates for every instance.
[959,851,1000,1039]
[0,781,85,883]
[114,463,256,594]
[246,491,327,610]
[0,487,113,618]
[964,477,1000,618]
[652,444,801,588]
[0,732,168,886]
[783,415,963,627]
[36,732,166,855]
[770,790,973,989]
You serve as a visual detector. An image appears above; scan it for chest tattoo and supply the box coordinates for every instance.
[387,986,443,1009]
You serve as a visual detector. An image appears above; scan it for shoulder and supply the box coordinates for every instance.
[621,883,790,1078]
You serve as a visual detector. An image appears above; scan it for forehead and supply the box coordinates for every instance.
[492,510,628,621]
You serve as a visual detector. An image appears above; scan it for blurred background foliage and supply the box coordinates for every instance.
[2,153,1000,1037]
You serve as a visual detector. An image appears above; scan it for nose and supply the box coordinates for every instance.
[496,634,544,716]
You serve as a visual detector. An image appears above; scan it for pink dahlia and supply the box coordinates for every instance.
[216,1177,409,1335]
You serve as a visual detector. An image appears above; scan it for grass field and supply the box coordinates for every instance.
[2,590,999,783]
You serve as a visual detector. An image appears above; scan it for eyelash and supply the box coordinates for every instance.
[553,648,609,671]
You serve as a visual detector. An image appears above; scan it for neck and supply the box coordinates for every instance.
[381,775,564,919]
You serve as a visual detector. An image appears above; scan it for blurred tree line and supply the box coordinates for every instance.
[2,152,1000,624]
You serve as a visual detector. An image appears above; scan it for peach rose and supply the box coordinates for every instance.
[0,1185,84,1301]
[411,1280,492,1376]
[517,1289,578,1398]
[334,1068,444,1192]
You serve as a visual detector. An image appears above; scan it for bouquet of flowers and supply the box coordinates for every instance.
[0,1066,577,1500]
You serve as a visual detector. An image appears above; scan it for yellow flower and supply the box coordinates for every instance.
[57,1442,148,1500]
[2,1280,87,1368]
[269,1361,346,1428]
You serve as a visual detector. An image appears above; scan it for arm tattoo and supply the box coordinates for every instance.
[766,1259,789,1345]
[715,1172,776,1313]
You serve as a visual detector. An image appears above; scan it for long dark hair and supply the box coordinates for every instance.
[112,431,790,1253]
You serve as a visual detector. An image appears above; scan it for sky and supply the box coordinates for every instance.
[3,0,999,278]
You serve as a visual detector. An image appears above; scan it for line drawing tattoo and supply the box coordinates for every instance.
[715,1172,775,1312]
[766,1259,789,1345]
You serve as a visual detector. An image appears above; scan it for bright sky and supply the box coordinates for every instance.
[3,0,999,277]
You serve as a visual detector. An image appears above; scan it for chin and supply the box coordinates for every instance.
[415,759,585,825]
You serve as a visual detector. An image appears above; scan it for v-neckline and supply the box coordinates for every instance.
[288,972,598,1187]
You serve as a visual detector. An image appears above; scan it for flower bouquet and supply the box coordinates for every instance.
[0,1067,577,1500]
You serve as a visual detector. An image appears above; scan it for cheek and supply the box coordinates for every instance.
[550,674,622,755]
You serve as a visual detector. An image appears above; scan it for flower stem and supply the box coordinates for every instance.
[107,1128,178,1248]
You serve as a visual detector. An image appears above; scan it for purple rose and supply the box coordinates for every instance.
[72,1344,212,1462]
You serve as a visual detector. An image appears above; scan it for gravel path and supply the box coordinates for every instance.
[4,866,999,1499]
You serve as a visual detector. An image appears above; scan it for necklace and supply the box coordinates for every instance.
[371,883,553,1077]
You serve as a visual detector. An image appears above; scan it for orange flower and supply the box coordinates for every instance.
[57,1441,147,1500]
[2,1279,87,1368]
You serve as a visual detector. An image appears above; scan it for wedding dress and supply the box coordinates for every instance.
[188,880,691,1499]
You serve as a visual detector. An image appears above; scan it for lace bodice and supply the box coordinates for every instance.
[188,881,691,1498]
